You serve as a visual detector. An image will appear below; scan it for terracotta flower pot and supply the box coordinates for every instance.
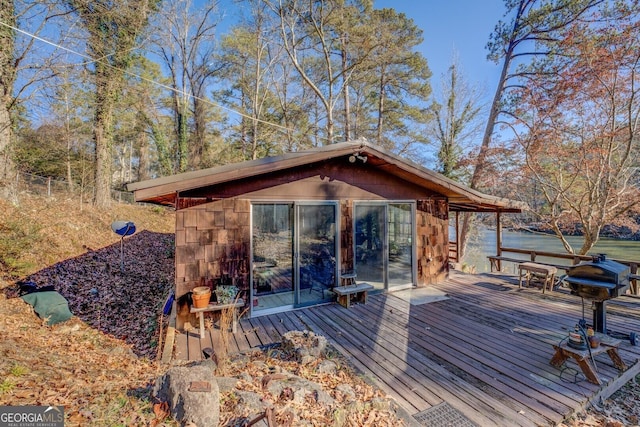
[192,286,211,308]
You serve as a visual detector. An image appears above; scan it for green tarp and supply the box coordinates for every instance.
[21,291,73,325]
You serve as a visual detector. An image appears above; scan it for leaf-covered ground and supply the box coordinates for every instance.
[0,196,177,425]
[0,195,638,426]
[18,230,175,359]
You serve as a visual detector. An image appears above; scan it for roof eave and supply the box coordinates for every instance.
[128,139,525,213]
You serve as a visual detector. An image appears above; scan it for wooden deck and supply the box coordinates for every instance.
[174,271,640,426]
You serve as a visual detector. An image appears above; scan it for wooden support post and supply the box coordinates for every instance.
[496,212,502,271]
[455,211,460,263]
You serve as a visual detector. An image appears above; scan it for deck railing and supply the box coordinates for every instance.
[447,242,639,295]
[493,246,639,295]
[448,241,458,263]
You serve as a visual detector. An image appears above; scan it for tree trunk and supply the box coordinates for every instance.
[376,71,386,145]
[341,41,351,142]
[93,74,115,208]
[190,96,205,167]
[0,0,16,196]
[458,2,524,259]
[137,124,150,181]
[0,104,12,186]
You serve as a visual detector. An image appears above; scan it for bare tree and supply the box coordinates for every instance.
[215,0,284,159]
[67,0,160,207]
[0,0,16,193]
[0,1,68,197]
[269,0,377,144]
[151,0,220,172]
[512,2,640,254]
[456,0,602,259]
[477,0,601,190]
[428,56,484,182]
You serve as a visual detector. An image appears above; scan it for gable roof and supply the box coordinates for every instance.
[127,140,524,213]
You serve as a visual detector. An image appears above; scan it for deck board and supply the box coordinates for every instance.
[317,302,526,426]
[301,304,437,414]
[239,318,262,349]
[172,271,640,426]
[325,298,546,426]
[418,300,591,398]
[372,294,585,407]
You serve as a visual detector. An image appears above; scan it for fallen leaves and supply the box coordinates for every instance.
[0,197,176,426]
[19,230,175,359]
[218,348,404,427]
[150,402,170,426]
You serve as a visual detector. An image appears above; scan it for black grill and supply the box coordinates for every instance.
[565,254,630,333]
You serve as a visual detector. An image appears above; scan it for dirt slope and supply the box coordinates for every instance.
[0,196,176,426]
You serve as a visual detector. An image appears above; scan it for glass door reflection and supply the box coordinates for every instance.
[388,203,413,287]
[252,203,294,312]
[354,204,385,291]
[297,204,337,306]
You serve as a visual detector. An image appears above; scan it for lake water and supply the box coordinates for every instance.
[460,228,640,273]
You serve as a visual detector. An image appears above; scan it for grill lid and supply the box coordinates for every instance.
[567,254,629,284]
[565,254,630,300]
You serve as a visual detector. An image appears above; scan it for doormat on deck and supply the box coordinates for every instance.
[392,287,449,305]
[413,402,477,427]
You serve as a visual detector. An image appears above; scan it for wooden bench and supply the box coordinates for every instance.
[190,299,244,339]
[488,255,525,272]
[550,333,626,385]
[333,283,373,308]
[518,262,558,293]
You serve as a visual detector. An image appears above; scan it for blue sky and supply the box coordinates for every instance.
[374,0,507,96]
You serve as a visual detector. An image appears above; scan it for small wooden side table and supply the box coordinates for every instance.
[550,333,627,385]
[339,272,357,287]
[333,283,373,308]
[190,299,244,339]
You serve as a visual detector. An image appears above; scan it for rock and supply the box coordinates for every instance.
[317,360,337,374]
[346,400,366,413]
[332,407,348,427]
[264,373,334,407]
[238,372,253,383]
[216,377,239,393]
[371,397,394,412]
[230,353,251,366]
[335,384,356,402]
[281,330,327,365]
[292,387,310,404]
[154,360,220,427]
[234,390,270,416]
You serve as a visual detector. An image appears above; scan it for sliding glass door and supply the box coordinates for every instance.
[355,202,414,291]
[298,204,336,305]
[252,204,294,310]
[388,203,413,287]
[354,205,385,290]
[252,202,337,315]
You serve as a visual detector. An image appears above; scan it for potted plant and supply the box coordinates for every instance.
[215,285,238,304]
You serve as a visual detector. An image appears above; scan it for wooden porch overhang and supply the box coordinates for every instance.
[174,271,640,427]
